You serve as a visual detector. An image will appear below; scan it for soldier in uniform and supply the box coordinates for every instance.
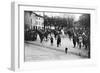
[57,35,61,47]
[50,36,53,45]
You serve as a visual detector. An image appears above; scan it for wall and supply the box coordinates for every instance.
[24,11,32,27]
[0,0,100,73]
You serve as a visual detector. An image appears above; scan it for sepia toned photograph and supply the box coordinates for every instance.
[24,11,90,62]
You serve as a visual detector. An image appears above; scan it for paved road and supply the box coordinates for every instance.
[25,42,82,62]
[25,35,88,61]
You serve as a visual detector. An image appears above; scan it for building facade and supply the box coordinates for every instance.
[24,11,44,30]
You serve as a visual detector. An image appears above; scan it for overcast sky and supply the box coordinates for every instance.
[34,11,82,21]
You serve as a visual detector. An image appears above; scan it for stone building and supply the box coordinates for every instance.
[24,11,44,30]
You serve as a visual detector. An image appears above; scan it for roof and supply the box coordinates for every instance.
[24,11,44,18]
[32,12,44,18]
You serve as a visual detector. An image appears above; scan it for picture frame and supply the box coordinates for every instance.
[11,2,97,71]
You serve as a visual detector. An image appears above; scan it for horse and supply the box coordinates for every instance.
[36,29,51,43]
[43,30,51,41]
[50,30,59,39]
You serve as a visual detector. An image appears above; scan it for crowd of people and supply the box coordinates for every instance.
[37,29,62,47]
[24,26,90,58]
[25,27,90,50]
[67,27,90,52]
[50,34,61,47]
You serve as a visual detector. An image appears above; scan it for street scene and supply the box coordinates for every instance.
[24,11,90,61]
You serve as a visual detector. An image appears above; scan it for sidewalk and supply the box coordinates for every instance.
[25,37,89,58]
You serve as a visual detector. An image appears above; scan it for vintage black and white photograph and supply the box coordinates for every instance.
[24,11,90,62]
